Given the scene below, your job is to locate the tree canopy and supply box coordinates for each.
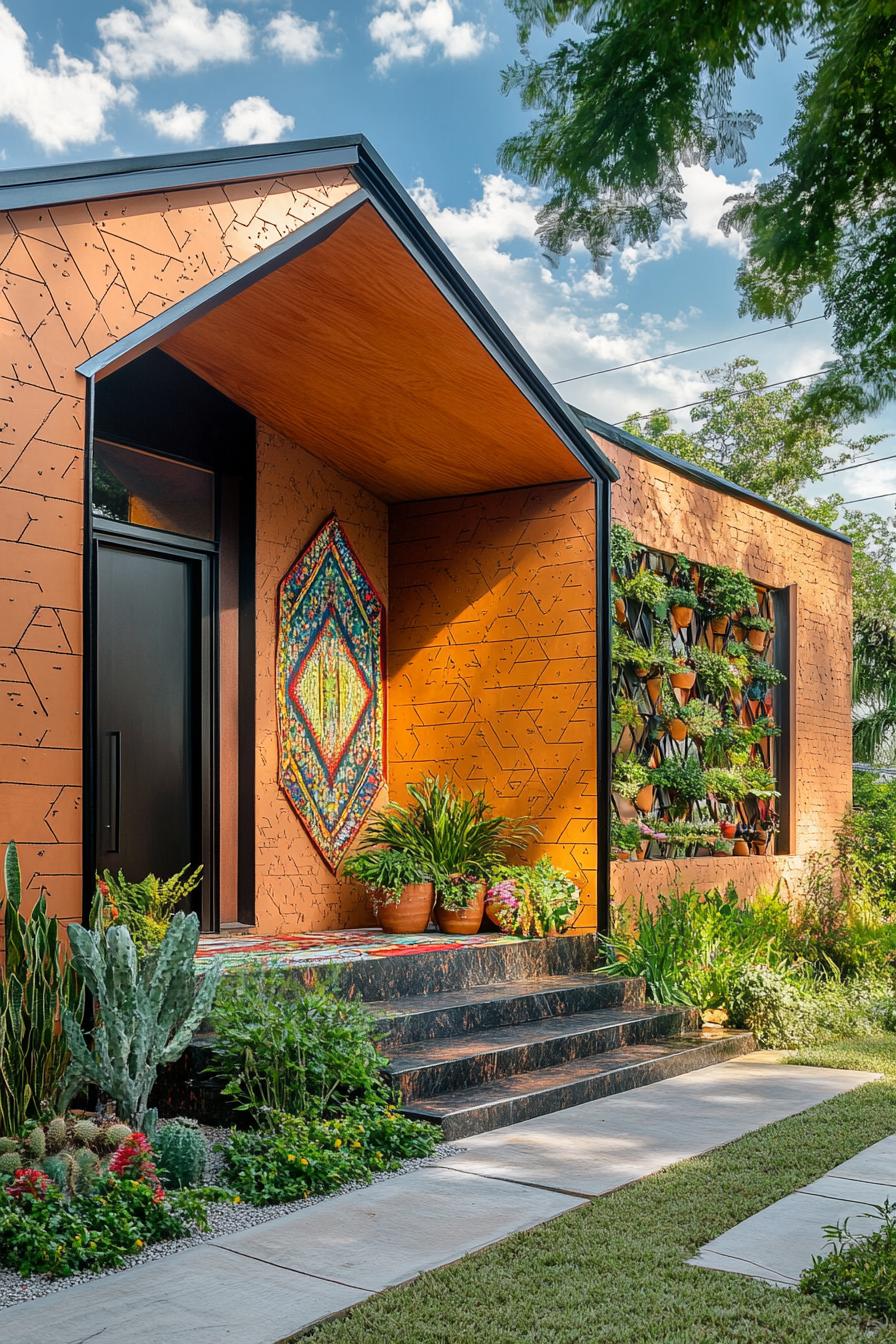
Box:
[501,1,896,418]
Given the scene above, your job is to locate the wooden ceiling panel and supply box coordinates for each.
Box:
[162,202,585,501]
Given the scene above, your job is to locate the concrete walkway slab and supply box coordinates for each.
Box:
[437,1056,878,1197]
[827,1132,896,1185]
[0,1244,370,1344]
[213,1166,583,1290]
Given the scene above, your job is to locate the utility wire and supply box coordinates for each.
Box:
[614,368,833,423]
[820,451,896,477]
[554,315,825,385]
[841,491,896,506]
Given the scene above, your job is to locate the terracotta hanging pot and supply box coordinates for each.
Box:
[378,882,434,934]
[746,628,768,652]
[667,718,687,742]
[670,605,694,628]
[634,665,651,679]
[634,784,654,812]
[669,667,696,691]
[731,624,745,642]
[710,615,729,635]
[614,597,627,623]
[435,880,485,935]
[646,676,663,704]
[732,839,750,857]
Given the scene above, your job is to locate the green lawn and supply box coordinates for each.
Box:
[302,1040,896,1344]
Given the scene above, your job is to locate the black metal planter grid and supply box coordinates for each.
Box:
[612,543,782,861]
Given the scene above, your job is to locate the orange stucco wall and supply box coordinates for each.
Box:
[387,484,599,931]
[0,168,359,923]
[254,423,388,932]
[598,433,853,908]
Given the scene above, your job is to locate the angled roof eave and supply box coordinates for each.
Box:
[574,405,851,545]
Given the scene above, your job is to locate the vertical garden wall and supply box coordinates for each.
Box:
[610,524,786,864]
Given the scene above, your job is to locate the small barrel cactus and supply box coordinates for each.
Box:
[23,1126,46,1160]
[0,1137,20,1156]
[153,1119,207,1189]
[0,1150,22,1176]
[104,1123,133,1150]
[46,1117,68,1153]
[73,1148,101,1192]
[72,1119,100,1148]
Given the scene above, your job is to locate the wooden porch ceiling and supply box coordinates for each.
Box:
[161,201,588,503]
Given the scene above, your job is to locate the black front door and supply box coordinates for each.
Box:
[94,538,212,924]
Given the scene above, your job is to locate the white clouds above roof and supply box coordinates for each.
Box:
[220,94,294,144]
[370,0,494,74]
[97,0,252,79]
[264,11,330,64]
[144,101,207,142]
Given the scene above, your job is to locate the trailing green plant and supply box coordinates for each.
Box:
[699,565,758,618]
[60,911,222,1129]
[486,858,580,937]
[436,873,484,912]
[341,847,428,908]
[619,567,668,609]
[220,1102,436,1206]
[0,841,84,1134]
[610,522,638,572]
[351,776,535,900]
[649,754,706,805]
[660,819,722,853]
[153,1117,207,1189]
[611,755,650,801]
[209,964,388,1118]
[690,645,744,698]
[741,761,779,799]
[739,613,774,634]
[799,1201,896,1321]
[97,865,203,958]
[612,695,643,737]
[677,699,723,741]
[667,586,698,610]
[612,629,655,671]
[610,817,643,856]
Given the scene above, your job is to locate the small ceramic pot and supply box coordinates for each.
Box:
[710,616,729,635]
[378,882,434,934]
[670,605,694,628]
[667,718,687,742]
[634,784,654,812]
[435,880,485,935]
[732,839,750,857]
[720,820,737,840]
[746,628,768,652]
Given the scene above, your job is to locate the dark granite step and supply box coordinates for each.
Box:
[387,1003,699,1102]
[403,1028,756,1139]
[371,974,646,1049]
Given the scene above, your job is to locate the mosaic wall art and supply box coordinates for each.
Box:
[276,515,385,870]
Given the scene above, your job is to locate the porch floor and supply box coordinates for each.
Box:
[195,927,524,972]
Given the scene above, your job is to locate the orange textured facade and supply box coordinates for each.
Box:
[596,432,853,907]
[387,484,599,930]
[0,168,359,920]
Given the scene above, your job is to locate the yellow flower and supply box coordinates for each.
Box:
[299,1157,309,1166]
[287,1154,295,1162]
[351,1141,361,1150]
[375,1152,383,1161]
[134,1239,144,1250]
[232,1196,241,1204]
[334,1138,342,1149]
[356,1124,365,1133]
[89,1241,97,1250]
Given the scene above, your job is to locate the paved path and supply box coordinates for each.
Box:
[1,1056,878,1344]
[690,1132,896,1286]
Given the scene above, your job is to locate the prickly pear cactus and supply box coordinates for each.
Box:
[154,1118,207,1189]
[61,913,222,1128]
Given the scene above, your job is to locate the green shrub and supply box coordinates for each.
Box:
[699,564,757,618]
[611,756,650,801]
[97,865,203,958]
[209,966,389,1118]
[221,1103,436,1206]
[619,568,667,608]
[610,522,638,572]
[800,1202,896,1321]
[154,1118,207,1189]
[791,853,896,978]
[726,964,896,1048]
[840,772,896,916]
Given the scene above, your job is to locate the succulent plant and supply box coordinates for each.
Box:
[104,1122,133,1150]
[24,1125,46,1159]
[0,1150,21,1175]
[73,1119,100,1147]
[46,1116,68,1152]
[0,1136,19,1156]
[73,1148,101,1192]
[154,1118,207,1189]
[42,1152,76,1193]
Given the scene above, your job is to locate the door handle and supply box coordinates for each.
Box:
[104,730,121,854]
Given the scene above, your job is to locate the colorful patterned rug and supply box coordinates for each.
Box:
[195,928,523,972]
[276,516,386,870]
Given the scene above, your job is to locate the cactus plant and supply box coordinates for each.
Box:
[0,1150,21,1175]
[72,1119,99,1147]
[73,1148,101,1192]
[23,1126,46,1160]
[61,912,222,1129]
[103,1122,132,1150]
[42,1152,76,1193]
[46,1116,68,1152]
[153,1118,207,1189]
[0,1136,19,1155]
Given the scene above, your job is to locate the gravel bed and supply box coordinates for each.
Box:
[0,1125,465,1312]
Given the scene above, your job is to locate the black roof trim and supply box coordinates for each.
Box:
[574,406,850,545]
[47,134,614,483]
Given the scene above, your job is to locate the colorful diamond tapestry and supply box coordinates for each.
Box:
[276,516,385,870]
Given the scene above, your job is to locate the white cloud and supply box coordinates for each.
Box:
[264,11,329,63]
[370,0,494,73]
[221,95,294,144]
[620,164,760,277]
[144,101,207,142]
[0,3,132,152]
[98,0,252,78]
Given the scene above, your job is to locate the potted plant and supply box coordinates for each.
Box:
[486,857,580,936]
[668,655,697,691]
[740,612,774,652]
[649,755,706,814]
[662,703,688,742]
[741,762,779,800]
[703,766,748,804]
[610,522,638,577]
[612,756,653,812]
[612,581,627,623]
[611,816,643,860]
[342,847,434,934]
[667,586,698,629]
[719,817,738,840]
[612,695,643,753]
[690,644,745,699]
[619,566,668,613]
[678,699,723,742]
[699,564,758,633]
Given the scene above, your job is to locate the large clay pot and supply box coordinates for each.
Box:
[667,718,687,742]
[669,667,696,691]
[435,881,486,934]
[670,605,694,629]
[378,882,434,934]
[634,784,654,812]
[732,839,750,857]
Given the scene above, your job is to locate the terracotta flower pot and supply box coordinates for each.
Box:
[378,882,434,934]
[710,616,729,635]
[732,839,750,857]
[614,597,627,623]
[731,624,745,642]
[670,604,694,629]
[669,668,696,691]
[720,821,737,840]
[646,676,663,704]
[634,784,654,812]
[746,628,768,652]
[435,881,485,934]
[667,718,687,742]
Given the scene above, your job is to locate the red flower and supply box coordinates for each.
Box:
[109,1132,164,1200]
[6,1168,51,1200]
[98,878,110,898]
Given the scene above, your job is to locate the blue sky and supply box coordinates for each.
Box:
[3,0,894,515]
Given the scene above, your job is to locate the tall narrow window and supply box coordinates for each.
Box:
[93,439,215,541]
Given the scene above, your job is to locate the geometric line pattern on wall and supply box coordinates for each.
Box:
[276,514,385,871]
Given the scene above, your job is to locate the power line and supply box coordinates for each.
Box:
[614,367,833,423]
[842,491,896,506]
[553,316,825,386]
[820,451,896,478]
